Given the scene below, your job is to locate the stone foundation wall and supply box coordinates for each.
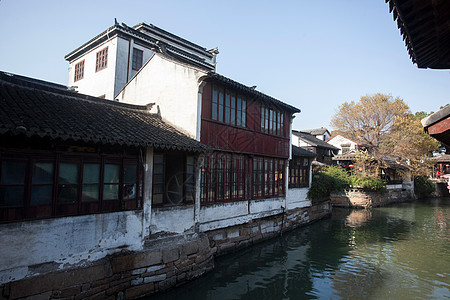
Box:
[0,203,331,300]
[0,234,214,300]
[207,201,331,256]
[331,188,414,208]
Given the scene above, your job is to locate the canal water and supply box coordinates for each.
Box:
[149,198,449,299]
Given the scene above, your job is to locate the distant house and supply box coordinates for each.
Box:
[301,127,331,141]
[327,135,368,168]
[292,130,338,165]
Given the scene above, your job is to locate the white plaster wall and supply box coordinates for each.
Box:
[286,188,311,210]
[327,135,359,154]
[116,54,208,138]
[150,206,195,234]
[0,211,144,285]
[250,198,285,215]
[126,40,154,85]
[291,134,299,146]
[199,198,287,232]
[68,38,119,100]
[298,139,311,147]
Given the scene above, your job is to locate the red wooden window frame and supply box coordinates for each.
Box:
[252,156,285,199]
[74,60,85,82]
[0,152,142,223]
[201,153,246,204]
[261,105,284,137]
[289,157,310,188]
[95,47,108,72]
[211,85,247,128]
[132,48,143,71]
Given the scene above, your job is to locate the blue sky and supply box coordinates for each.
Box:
[0,0,448,131]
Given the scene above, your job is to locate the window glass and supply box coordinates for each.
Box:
[237,97,242,126]
[212,87,218,120]
[32,162,53,184]
[59,163,78,184]
[31,186,53,205]
[1,161,26,184]
[31,162,54,205]
[231,95,236,125]
[104,164,120,183]
[82,163,100,202]
[225,92,231,124]
[123,164,137,200]
[104,164,120,201]
[0,161,26,207]
[152,154,164,205]
[0,186,24,206]
[83,163,100,184]
[58,163,78,203]
[242,99,246,127]
[218,90,224,122]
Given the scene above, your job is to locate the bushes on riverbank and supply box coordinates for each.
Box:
[414,175,435,198]
[308,166,386,203]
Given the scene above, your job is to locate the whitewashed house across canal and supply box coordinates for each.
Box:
[0,22,330,299]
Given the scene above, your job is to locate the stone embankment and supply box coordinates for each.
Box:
[330,186,414,208]
[0,202,331,300]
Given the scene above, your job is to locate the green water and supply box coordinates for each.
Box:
[149,198,450,299]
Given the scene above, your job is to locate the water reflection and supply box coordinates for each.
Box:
[148,198,450,299]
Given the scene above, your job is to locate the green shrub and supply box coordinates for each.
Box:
[414,175,435,198]
[350,176,386,191]
[308,165,386,202]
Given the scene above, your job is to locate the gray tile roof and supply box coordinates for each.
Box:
[0,72,208,152]
[293,131,339,150]
[207,73,300,114]
[292,145,316,158]
[301,127,329,136]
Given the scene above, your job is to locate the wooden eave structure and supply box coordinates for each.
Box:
[386,0,450,69]
[422,105,450,147]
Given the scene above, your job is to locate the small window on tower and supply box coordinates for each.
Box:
[95,47,108,72]
[74,60,84,82]
[132,48,143,70]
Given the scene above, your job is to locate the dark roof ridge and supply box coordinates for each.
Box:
[0,71,154,113]
[207,72,300,113]
[134,22,213,57]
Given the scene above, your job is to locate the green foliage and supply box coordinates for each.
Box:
[414,175,435,198]
[350,176,385,191]
[308,166,386,203]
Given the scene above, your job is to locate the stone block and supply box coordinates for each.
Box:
[106,282,130,296]
[74,283,109,300]
[146,264,166,273]
[131,267,147,275]
[52,285,81,298]
[162,248,179,263]
[10,263,111,299]
[227,229,240,239]
[197,235,211,253]
[182,240,199,256]
[144,274,166,284]
[112,250,162,273]
[176,273,187,285]
[174,258,194,270]
[125,283,155,299]
[91,274,120,288]
[218,242,235,254]
[131,278,144,286]
[158,276,176,292]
